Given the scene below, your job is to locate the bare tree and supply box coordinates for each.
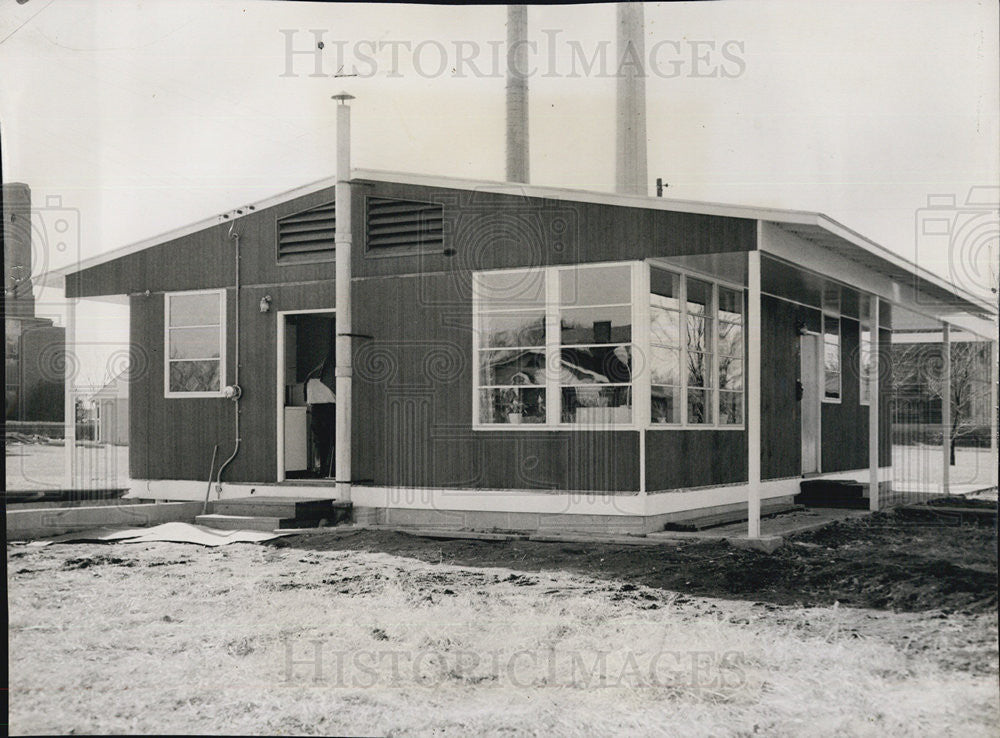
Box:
[892,340,992,465]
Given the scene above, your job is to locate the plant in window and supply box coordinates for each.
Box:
[502,387,526,423]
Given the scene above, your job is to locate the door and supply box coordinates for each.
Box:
[277,309,336,486]
[800,333,821,474]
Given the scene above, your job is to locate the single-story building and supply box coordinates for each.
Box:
[50,156,997,533]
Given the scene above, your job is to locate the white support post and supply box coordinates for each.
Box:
[334,93,354,503]
[868,297,880,511]
[941,322,951,495]
[747,250,762,538]
[64,298,77,487]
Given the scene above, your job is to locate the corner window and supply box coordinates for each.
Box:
[164,290,226,397]
[649,268,744,428]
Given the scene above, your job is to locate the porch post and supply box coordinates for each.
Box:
[869,297,879,511]
[334,93,354,502]
[747,249,762,538]
[940,322,950,495]
[64,297,77,487]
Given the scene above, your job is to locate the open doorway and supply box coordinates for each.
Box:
[277,310,335,482]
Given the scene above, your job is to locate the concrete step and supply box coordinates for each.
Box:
[214,497,350,520]
[796,480,868,509]
[196,513,290,532]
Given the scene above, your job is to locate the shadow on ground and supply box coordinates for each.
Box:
[270,510,998,614]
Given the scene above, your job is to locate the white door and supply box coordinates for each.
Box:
[800,333,821,474]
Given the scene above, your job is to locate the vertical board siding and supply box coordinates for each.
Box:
[77,178,752,492]
[352,273,640,491]
[821,316,869,472]
[760,295,802,480]
[645,430,748,491]
[130,291,232,481]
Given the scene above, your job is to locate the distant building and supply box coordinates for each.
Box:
[3,182,65,422]
[88,371,129,445]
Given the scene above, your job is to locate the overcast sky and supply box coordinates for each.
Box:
[2,0,997,386]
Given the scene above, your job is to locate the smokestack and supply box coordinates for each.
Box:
[615,3,648,195]
[333,91,354,503]
[506,5,529,183]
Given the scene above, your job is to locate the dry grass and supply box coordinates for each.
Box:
[8,541,999,736]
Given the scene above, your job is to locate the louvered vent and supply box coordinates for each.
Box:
[277,200,336,260]
[367,197,444,251]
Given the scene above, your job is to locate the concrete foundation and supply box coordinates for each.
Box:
[6,501,206,541]
[354,496,797,535]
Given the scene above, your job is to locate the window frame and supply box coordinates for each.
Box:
[473,262,640,430]
[471,261,746,431]
[821,311,842,404]
[164,288,227,399]
[647,264,746,431]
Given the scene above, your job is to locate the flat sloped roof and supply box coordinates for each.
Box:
[44,168,995,318]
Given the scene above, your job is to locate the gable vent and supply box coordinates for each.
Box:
[367,197,444,251]
[277,200,336,260]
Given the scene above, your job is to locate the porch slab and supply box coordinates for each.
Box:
[728,535,784,553]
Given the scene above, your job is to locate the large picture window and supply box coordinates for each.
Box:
[474,264,633,426]
[473,262,743,430]
[164,289,226,397]
[649,267,744,428]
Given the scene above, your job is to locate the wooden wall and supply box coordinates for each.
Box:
[77,178,755,491]
[645,431,747,491]
[820,316,869,472]
[760,295,802,480]
[352,272,640,491]
[760,294,891,479]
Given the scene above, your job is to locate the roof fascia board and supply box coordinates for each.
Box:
[759,221,993,327]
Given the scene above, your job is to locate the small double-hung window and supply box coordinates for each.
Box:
[164,289,226,397]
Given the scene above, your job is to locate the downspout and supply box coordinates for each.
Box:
[215,220,243,494]
[333,92,354,502]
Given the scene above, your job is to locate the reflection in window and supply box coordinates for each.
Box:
[475,271,547,424]
[474,264,634,426]
[559,264,633,424]
[823,314,841,401]
[650,269,682,425]
[165,290,225,396]
[649,268,744,427]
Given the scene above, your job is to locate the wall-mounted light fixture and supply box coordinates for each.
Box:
[259,295,272,313]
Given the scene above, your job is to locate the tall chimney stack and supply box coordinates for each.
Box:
[506,5,529,183]
[615,3,648,195]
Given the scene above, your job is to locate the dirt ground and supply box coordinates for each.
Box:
[275,509,998,617]
[8,508,998,736]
